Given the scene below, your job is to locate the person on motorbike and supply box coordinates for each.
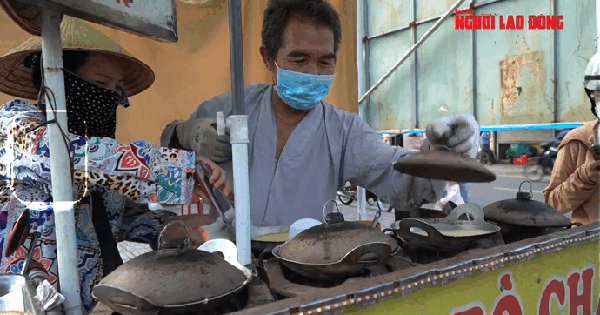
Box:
[543,53,600,225]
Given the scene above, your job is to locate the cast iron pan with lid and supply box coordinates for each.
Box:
[483,181,577,243]
[386,204,503,252]
[93,221,253,315]
[271,200,399,281]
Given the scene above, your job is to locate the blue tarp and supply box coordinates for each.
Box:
[378,123,585,136]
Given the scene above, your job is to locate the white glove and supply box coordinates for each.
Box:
[425,114,480,159]
[176,117,232,163]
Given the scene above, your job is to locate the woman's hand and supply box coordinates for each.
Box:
[196,156,233,198]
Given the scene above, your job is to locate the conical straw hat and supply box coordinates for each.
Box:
[0,16,155,100]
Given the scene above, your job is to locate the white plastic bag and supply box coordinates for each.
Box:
[35,280,64,311]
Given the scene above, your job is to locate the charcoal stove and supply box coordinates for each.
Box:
[262,254,417,299]
[400,231,505,265]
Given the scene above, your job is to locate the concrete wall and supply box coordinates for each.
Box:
[363,0,595,132]
[498,130,555,144]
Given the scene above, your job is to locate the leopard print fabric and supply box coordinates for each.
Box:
[72,171,144,202]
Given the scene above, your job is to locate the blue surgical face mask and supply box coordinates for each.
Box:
[273,62,336,111]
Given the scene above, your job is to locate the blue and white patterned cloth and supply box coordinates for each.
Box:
[0,99,196,313]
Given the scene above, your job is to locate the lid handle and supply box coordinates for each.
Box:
[323,199,344,225]
[446,203,484,222]
[431,144,451,152]
[370,210,382,228]
[158,220,191,252]
[517,181,533,200]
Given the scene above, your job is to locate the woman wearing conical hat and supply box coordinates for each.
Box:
[0,17,232,313]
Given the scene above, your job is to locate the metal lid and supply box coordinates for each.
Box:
[483,181,572,228]
[94,221,250,307]
[393,148,497,183]
[276,200,398,265]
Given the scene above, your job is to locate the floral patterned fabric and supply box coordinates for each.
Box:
[0,99,196,313]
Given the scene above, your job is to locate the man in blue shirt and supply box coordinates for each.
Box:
[479,131,496,164]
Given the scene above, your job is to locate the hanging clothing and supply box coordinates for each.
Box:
[0,99,196,313]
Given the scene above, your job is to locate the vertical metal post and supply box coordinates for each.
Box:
[597,0,600,52]
[552,0,558,123]
[470,1,477,119]
[356,0,367,220]
[410,0,419,128]
[40,9,83,315]
[228,0,245,116]
[364,1,372,123]
[494,131,500,160]
[227,0,251,266]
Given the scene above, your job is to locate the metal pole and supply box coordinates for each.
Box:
[358,0,468,105]
[227,0,251,266]
[470,1,477,120]
[40,9,83,315]
[597,0,600,52]
[552,0,558,123]
[596,0,600,223]
[364,0,372,124]
[410,0,418,128]
[356,0,367,220]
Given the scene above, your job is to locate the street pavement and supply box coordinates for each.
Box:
[117,162,562,262]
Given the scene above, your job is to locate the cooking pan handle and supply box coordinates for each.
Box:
[431,144,451,152]
[256,246,275,288]
[397,218,448,245]
[569,222,584,228]
[371,210,382,229]
[341,243,393,265]
[94,285,158,315]
[382,228,395,236]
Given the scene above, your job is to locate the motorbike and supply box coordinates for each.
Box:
[337,181,393,212]
[523,142,557,182]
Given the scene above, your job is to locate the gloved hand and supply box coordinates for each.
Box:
[425,114,480,159]
[176,117,232,163]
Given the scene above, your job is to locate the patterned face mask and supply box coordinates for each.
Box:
[64,71,128,138]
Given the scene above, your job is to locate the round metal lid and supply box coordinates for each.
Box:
[483,181,572,228]
[393,150,497,183]
[95,222,249,306]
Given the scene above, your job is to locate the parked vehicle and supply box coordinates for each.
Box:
[505,144,538,163]
[337,182,393,212]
